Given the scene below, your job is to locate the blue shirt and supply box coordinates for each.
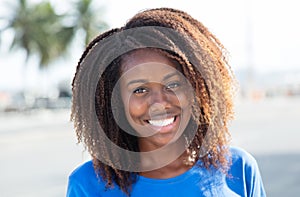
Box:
[67,147,266,196]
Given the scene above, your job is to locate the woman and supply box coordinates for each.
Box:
[68,8,266,196]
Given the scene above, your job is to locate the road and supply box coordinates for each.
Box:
[0,97,299,196]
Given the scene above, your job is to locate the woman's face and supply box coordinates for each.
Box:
[119,49,192,149]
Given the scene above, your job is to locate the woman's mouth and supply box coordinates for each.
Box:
[146,116,177,127]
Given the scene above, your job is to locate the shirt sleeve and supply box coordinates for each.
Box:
[66,176,87,197]
[227,147,267,197]
[66,160,103,197]
[244,154,266,197]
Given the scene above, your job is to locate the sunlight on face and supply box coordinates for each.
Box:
[119,49,192,150]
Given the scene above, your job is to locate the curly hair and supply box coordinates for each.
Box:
[71,7,237,196]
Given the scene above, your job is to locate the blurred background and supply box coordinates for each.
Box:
[0,0,299,196]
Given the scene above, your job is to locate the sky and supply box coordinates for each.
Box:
[0,0,300,92]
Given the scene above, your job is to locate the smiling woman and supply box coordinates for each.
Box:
[68,8,266,197]
[119,49,192,148]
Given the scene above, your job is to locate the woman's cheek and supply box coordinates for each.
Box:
[128,97,148,117]
[173,90,191,109]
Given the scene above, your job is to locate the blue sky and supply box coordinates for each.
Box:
[1,0,300,91]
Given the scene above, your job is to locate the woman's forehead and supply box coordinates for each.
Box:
[120,49,180,73]
[121,63,182,85]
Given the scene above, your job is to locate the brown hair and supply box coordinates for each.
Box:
[71,8,236,195]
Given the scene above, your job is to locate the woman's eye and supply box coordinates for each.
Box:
[133,87,147,94]
[166,82,180,90]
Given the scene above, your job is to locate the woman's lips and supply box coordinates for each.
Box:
[145,115,179,134]
[147,116,176,127]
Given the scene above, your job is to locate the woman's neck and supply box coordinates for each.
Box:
[138,137,193,179]
[139,151,192,179]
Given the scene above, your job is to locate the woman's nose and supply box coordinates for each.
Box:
[148,87,170,113]
[150,87,168,104]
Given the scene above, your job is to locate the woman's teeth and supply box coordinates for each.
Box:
[148,117,175,127]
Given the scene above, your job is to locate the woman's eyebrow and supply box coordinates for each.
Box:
[127,79,148,87]
[163,72,180,81]
[126,72,180,87]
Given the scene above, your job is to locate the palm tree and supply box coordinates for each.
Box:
[1,0,74,69]
[1,0,109,68]
[0,0,77,101]
[0,0,108,97]
[72,0,108,46]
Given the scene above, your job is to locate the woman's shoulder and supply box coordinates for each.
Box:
[67,160,127,197]
[68,160,104,192]
[69,160,96,180]
[229,146,258,166]
[67,160,109,196]
[226,147,266,196]
[228,146,263,180]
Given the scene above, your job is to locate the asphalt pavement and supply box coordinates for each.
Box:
[0,97,299,197]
